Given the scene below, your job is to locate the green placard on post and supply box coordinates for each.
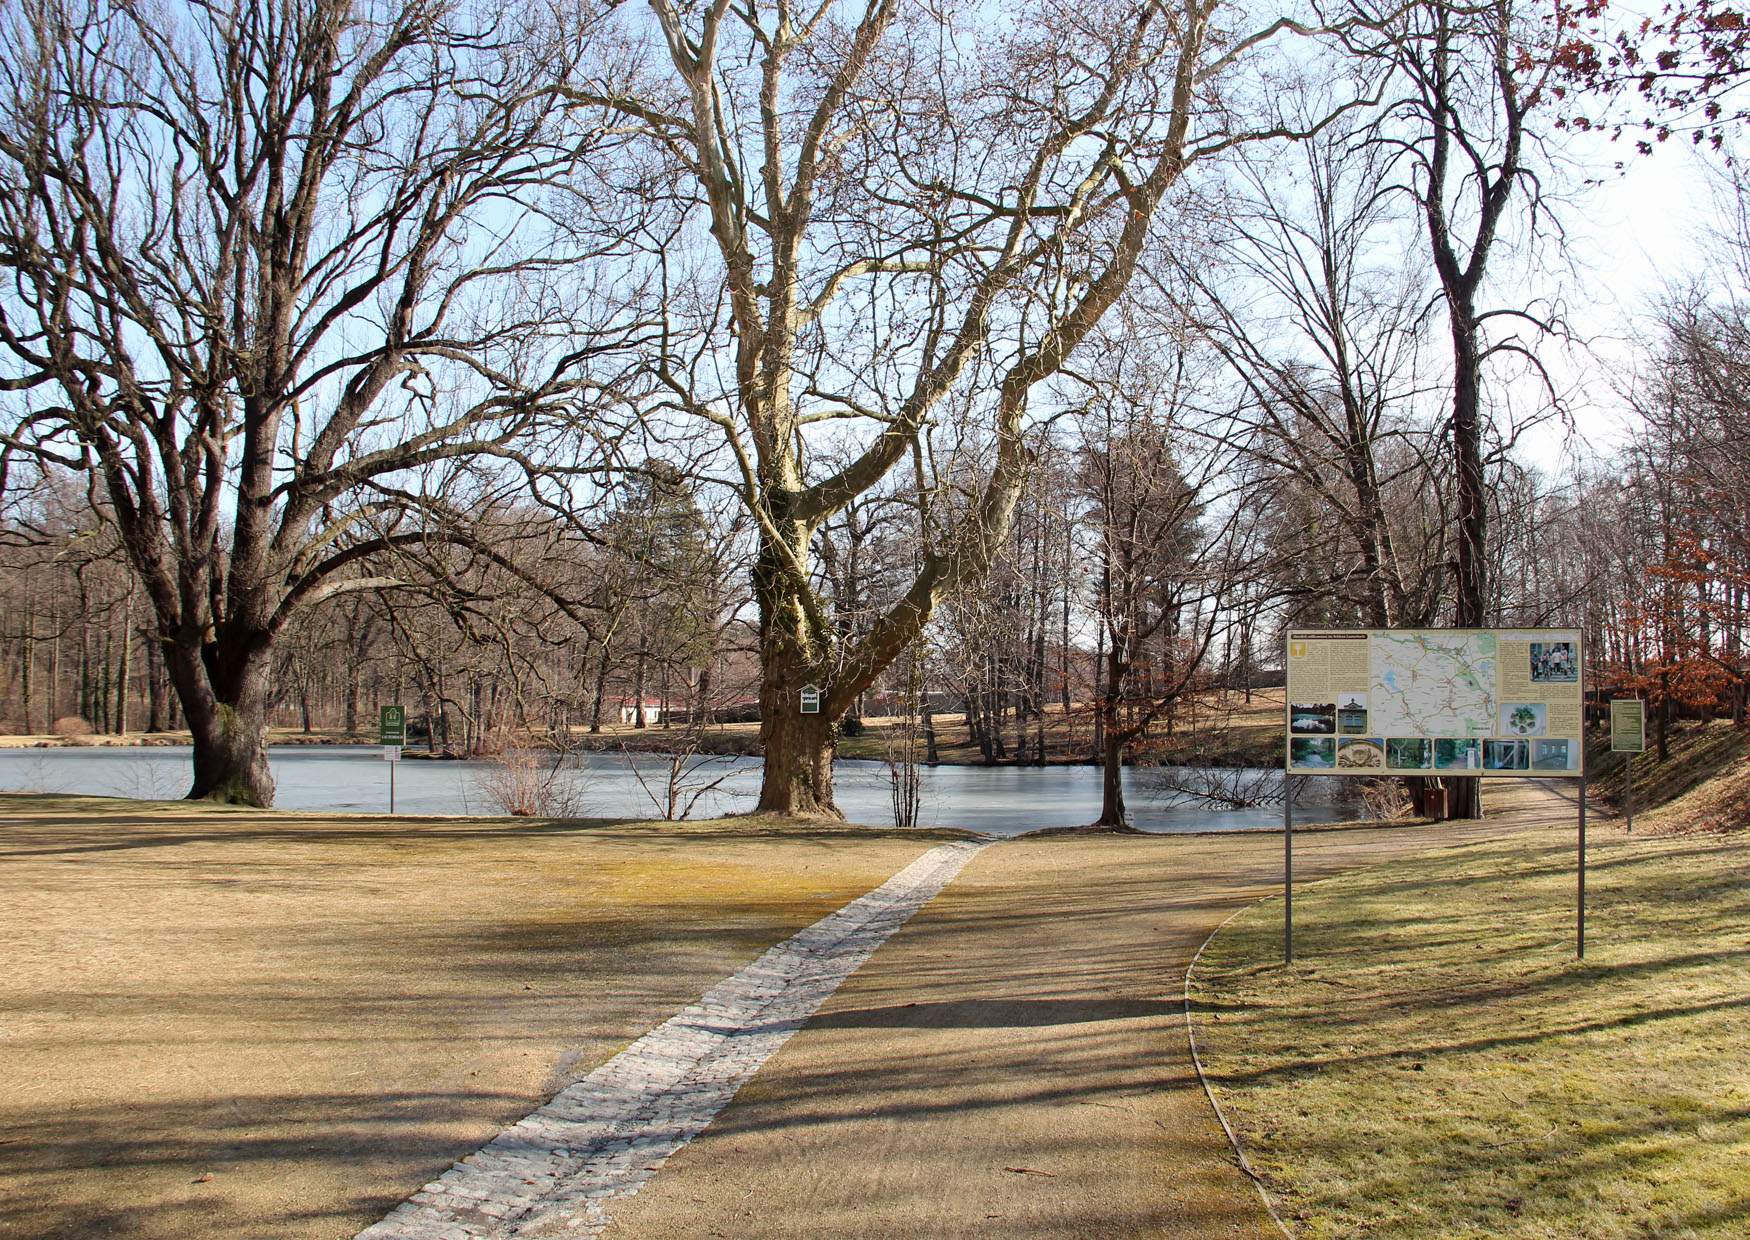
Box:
[1610,698,1645,753]
[379,704,406,745]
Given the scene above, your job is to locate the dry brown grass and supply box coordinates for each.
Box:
[0,794,960,1240]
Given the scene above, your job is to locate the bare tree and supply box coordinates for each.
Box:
[0,0,641,802]
[1187,117,1448,628]
[575,0,1364,814]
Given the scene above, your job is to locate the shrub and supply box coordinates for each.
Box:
[51,715,93,738]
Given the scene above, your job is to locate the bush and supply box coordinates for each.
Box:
[471,747,583,818]
[839,715,866,737]
[51,715,93,738]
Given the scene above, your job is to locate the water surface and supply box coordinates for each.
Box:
[0,745,1360,836]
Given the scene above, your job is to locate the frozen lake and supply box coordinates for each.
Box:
[0,745,1362,836]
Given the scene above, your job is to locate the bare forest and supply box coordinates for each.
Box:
[1,0,1746,824]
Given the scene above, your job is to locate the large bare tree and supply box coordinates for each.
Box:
[578,0,1357,814]
[0,0,639,803]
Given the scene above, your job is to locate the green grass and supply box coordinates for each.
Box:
[1190,821,1750,1238]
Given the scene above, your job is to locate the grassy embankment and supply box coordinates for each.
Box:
[0,687,1293,768]
[1188,760,1750,1239]
[0,793,965,1240]
[1587,717,1750,827]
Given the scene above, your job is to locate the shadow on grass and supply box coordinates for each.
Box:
[0,1086,535,1240]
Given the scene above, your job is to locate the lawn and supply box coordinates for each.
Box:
[1189,808,1750,1238]
[0,794,960,1240]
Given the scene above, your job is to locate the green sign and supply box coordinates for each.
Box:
[799,685,821,715]
[379,704,406,746]
[1610,699,1645,753]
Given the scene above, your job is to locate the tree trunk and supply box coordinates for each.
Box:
[1094,637,1128,826]
[633,649,647,729]
[170,639,274,806]
[1445,301,1485,822]
[755,653,837,814]
[590,643,611,733]
[751,519,842,815]
[1096,722,1126,826]
[20,588,34,734]
[345,659,361,736]
[145,635,167,733]
[115,589,132,735]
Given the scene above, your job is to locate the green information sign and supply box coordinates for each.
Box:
[1610,698,1645,754]
[799,685,821,715]
[379,704,406,746]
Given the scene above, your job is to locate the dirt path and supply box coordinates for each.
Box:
[595,782,1576,1240]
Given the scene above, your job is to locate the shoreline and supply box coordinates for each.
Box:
[0,727,1281,770]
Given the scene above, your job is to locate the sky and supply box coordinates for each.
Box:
[1538,131,1725,461]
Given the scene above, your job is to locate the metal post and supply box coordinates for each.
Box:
[1625,754,1633,835]
[1577,774,1587,960]
[390,759,396,815]
[1283,778,1294,966]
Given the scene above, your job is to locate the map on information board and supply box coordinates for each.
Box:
[1284,628,1584,778]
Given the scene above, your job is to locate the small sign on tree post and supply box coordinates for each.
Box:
[799,685,821,715]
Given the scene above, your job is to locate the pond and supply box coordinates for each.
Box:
[0,745,1363,836]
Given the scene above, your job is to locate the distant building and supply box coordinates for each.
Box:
[617,700,667,725]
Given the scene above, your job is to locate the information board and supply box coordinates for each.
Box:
[379,704,406,746]
[1610,699,1646,753]
[1284,628,1584,778]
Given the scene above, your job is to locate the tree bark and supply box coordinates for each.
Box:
[1095,639,1129,826]
[170,638,274,806]
[1097,714,1127,826]
[755,645,837,813]
[115,589,132,735]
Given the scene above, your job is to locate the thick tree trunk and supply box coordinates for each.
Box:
[755,641,837,814]
[169,639,274,806]
[753,530,839,815]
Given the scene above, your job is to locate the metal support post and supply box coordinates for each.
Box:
[1625,755,1633,835]
[1577,775,1587,960]
[1283,780,1294,965]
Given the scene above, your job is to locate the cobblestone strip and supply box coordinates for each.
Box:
[357,839,988,1240]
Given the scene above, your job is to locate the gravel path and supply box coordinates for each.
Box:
[355,838,989,1240]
